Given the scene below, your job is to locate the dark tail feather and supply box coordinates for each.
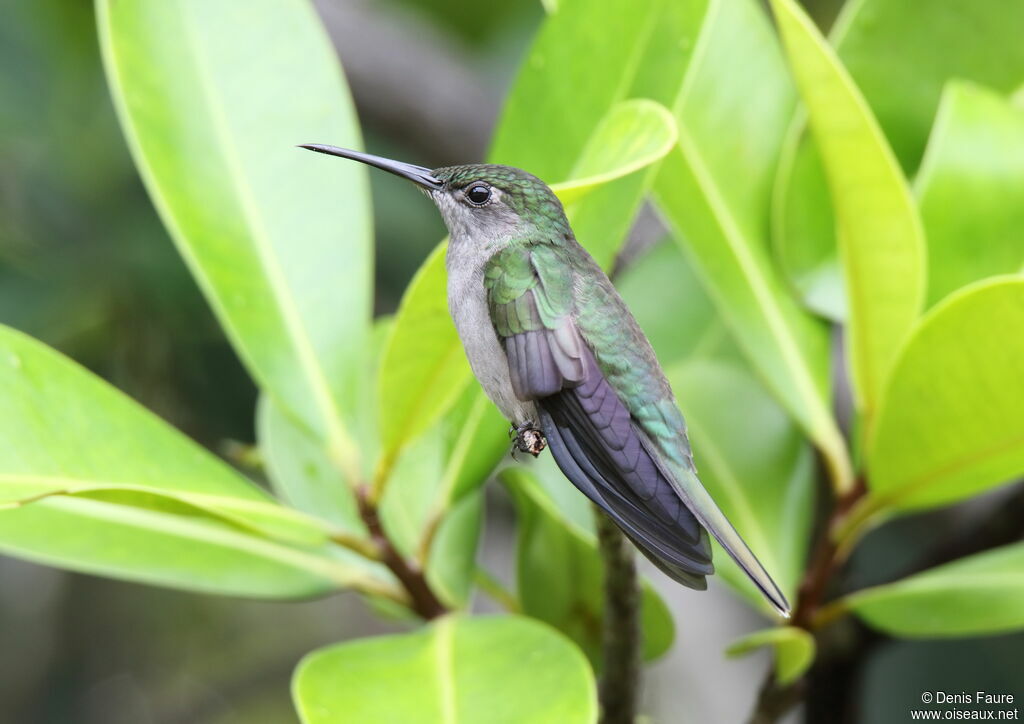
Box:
[538,396,714,590]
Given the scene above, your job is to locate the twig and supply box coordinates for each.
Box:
[748,477,868,723]
[595,506,642,724]
[749,669,806,724]
[356,486,449,620]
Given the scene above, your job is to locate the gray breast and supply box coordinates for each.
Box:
[446,244,536,425]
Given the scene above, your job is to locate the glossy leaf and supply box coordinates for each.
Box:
[666,361,815,612]
[0,495,381,599]
[774,0,1024,318]
[492,0,706,270]
[727,626,815,685]
[843,543,1024,637]
[0,324,390,598]
[293,615,597,724]
[615,240,737,367]
[503,467,675,666]
[99,0,370,478]
[0,324,321,544]
[426,491,483,609]
[379,389,503,608]
[869,278,1024,511]
[256,394,363,534]
[550,99,677,206]
[915,82,1024,307]
[650,0,851,490]
[376,242,470,481]
[770,0,925,424]
[437,390,508,506]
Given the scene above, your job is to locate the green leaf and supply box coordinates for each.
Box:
[0,496,376,599]
[0,324,390,598]
[650,0,851,490]
[727,626,815,685]
[665,361,815,612]
[0,324,317,543]
[437,390,509,506]
[842,543,1024,637]
[379,387,504,607]
[492,0,706,270]
[615,240,735,367]
[98,0,370,478]
[293,615,597,724]
[376,243,472,481]
[915,82,1024,307]
[550,99,677,206]
[503,467,675,667]
[868,278,1024,512]
[256,394,363,534]
[770,0,925,426]
[426,491,484,609]
[773,0,1024,319]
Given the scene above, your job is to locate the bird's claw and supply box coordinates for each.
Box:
[510,420,546,458]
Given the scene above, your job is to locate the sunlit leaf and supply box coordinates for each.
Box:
[869,278,1024,511]
[426,491,484,609]
[0,495,383,599]
[915,81,1024,307]
[293,615,597,724]
[843,543,1024,637]
[99,0,370,479]
[770,0,925,426]
[257,395,364,535]
[503,467,675,667]
[551,99,677,206]
[376,242,470,483]
[379,388,504,608]
[727,626,815,685]
[493,0,706,270]
[650,0,851,491]
[773,0,1024,318]
[0,324,390,597]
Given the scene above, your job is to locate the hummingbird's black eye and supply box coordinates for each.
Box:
[466,184,491,205]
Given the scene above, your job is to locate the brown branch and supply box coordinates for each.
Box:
[749,670,807,724]
[356,486,449,620]
[748,476,868,723]
[595,507,642,724]
[793,476,867,630]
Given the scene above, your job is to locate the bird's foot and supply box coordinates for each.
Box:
[510,420,546,458]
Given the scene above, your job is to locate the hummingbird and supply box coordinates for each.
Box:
[301,144,790,617]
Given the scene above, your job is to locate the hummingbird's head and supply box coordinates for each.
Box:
[299,145,570,247]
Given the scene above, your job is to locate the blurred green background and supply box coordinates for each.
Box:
[0,1,1019,722]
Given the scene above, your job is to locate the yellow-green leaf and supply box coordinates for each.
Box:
[915,81,1024,307]
[869,278,1024,511]
[99,0,370,479]
[551,99,677,206]
[293,615,597,723]
[727,626,815,685]
[843,543,1024,637]
[770,0,925,425]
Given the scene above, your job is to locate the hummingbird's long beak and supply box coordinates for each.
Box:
[299,144,443,190]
